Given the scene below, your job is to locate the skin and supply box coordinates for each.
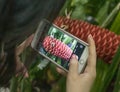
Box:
[15,34,34,77]
[57,34,96,92]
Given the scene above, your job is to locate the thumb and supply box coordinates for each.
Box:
[69,54,79,75]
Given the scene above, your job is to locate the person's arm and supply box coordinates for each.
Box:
[66,34,96,92]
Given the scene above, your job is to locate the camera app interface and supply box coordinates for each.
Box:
[36,24,85,70]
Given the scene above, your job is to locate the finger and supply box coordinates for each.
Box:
[85,34,96,71]
[15,51,29,78]
[15,59,29,78]
[23,68,29,78]
[69,54,79,75]
[16,34,34,55]
[56,67,67,76]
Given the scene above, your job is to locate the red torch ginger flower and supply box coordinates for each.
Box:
[54,16,120,63]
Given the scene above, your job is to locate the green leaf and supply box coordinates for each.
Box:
[101,3,120,28]
[113,66,120,92]
[71,5,86,19]
[110,11,120,34]
[20,79,32,92]
[10,77,18,92]
[59,0,73,16]
[91,46,120,92]
[71,0,89,6]
[101,46,120,92]
[91,59,109,92]
[96,1,110,25]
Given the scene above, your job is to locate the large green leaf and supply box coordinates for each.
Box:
[71,5,86,19]
[96,1,110,25]
[91,59,109,92]
[10,77,18,92]
[113,65,120,92]
[101,46,120,92]
[110,11,120,34]
[101,3,120,28]
[91,46,120,92]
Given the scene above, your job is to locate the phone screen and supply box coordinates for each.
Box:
[34,22,86,71]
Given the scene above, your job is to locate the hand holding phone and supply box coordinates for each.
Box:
[66,34,96,92]
[31,19,89,73]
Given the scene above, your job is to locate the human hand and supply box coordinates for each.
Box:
[15,34,34,78]
[66,34,96,92]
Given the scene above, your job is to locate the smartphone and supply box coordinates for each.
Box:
[31,19,89,73]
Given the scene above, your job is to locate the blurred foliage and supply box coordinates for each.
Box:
[113,65,120,92]
[10,0,120,92]
[110,11,120,34]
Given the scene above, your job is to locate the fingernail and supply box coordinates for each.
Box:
[72,54,78,60]
[88,34,92,39]
[76,55,78,60]
[23,72,29,78]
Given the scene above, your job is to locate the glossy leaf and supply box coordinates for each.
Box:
[100,46,120,92]
[113,66,120,92]
[96,1,110,25]
[110,11,120,34]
